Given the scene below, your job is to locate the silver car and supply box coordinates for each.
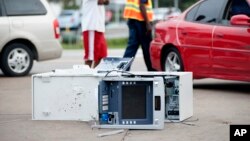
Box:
[0,0,62,76]
[58,9,81,30]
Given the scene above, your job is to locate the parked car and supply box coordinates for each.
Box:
[105,8,113,25]
[150,0,250,82]
[0,0,62,76]
[58,9,81,30]
[153,7,181,23]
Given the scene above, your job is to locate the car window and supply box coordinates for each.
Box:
[220,0,250,25]
[230,0,250,17]
[0,5,2,16]
[0,1,2,16]
[185,4,200,21]
[193,0,225,24]
[4,0,47,16]
[60,11,74,16]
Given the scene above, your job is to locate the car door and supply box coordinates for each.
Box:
[0,0,10,48]
[178,0,225,75]
[212,0,250,80]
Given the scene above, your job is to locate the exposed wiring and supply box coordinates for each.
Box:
[97,129,125,137]
[104,70,135,78]
[121,129,129,141]
[184,118,199,122]
[165,117,199,126]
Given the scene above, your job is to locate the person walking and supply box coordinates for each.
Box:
[123,0,154,71]
[81,0,109,68]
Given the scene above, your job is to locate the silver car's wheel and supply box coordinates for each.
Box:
[8,48,30,74]
[0,43,33,76]
[163,48,183,72]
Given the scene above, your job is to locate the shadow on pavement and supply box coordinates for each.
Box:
[194,82,250,94]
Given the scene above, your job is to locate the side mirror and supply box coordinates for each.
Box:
[230,14,250,26]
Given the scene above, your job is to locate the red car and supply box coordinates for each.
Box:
[150,0,250,82]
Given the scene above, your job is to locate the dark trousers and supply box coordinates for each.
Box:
[123,19,154,71]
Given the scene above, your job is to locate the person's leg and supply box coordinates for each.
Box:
[93,60,101,68]
[123,19,140,71]
[137,21,154,71]
[123,19,140,58]
[93,31,107,68]
[85,60,93,68]
[83,30,95,68]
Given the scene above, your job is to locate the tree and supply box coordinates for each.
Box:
[56,0,79,9]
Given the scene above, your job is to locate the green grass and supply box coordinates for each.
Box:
[61,38,128,49]
[107,38,128,49]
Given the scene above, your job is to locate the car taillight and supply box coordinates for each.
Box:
[53,19,60,39]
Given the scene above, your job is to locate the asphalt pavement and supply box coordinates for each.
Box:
[0,49,250,141]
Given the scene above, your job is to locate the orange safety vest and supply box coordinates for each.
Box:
[123,0,153,21]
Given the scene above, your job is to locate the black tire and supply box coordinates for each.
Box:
[0,43,33,76]
[162,47,184,72]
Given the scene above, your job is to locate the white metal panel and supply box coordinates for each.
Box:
[32,71,101,121]
[179,72,193,121]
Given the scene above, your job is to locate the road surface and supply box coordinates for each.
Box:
[0,49,249,141]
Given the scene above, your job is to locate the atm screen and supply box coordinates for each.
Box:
[122,85,147,119]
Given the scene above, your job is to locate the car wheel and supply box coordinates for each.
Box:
[163,47,184,72]
[0,43,33,76]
